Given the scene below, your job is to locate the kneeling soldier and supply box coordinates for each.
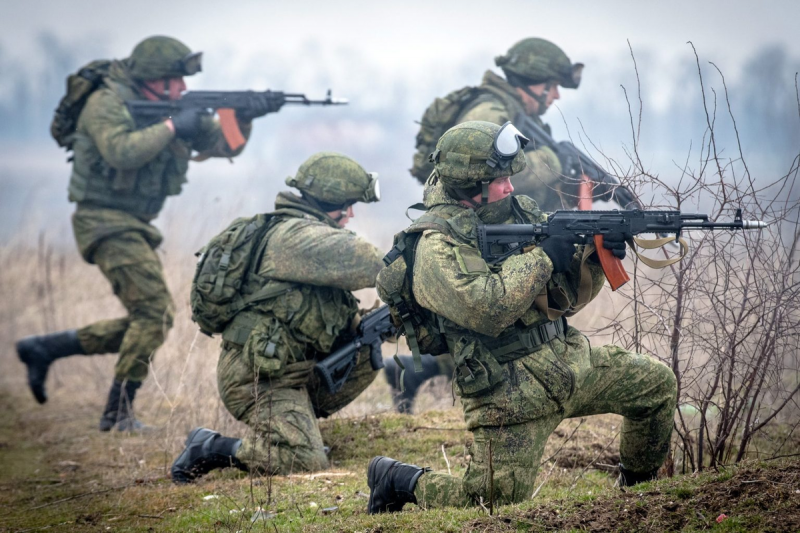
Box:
[369,121,676,512]
[172,152,384,483]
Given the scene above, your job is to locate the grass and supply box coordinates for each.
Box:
[1,234,799,532]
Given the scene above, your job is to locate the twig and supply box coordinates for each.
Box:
[488,439,494,516]
[569,429,620,490]
[441,444,451,476]
[412,426,464,432]
[540,418,585,465]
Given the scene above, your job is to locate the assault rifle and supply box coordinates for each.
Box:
[514,113,639,209]
[314,305,393,394]
[126,89,347,151]
[478,208,767,290]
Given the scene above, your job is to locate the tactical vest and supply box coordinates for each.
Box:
[67,79,190,219]
[380,196,593,396]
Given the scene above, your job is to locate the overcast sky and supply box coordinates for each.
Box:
[2,0,797,78]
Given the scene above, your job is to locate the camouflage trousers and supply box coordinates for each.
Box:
[414,334,677,508]
[74,230,174,382]
[217,335,378,475]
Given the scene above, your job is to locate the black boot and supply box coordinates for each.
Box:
[99,380,152,432]
[16,330,84,404]
[618,463,659,487]
[171,428,245,484]
[383,354,441,414]
[367,456,428,514]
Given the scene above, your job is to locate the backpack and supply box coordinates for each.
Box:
[376,207,453,369]
[190,213,295,336]
[410,86,483,184]
[51,60,112,151]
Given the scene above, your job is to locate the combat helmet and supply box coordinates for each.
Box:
[286,152,380,214]
[128,36,202,80]
[496,38,583,116]
[430,120,527,205]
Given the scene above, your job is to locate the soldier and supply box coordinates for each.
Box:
[393,38,586,412]
[369,121,676,512]
[16,36,270,431]
[171,152,385,483]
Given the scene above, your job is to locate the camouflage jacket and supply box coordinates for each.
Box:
[68,60,251,221]
[458,71,569,211]
[225,192,385,361]
[413,181,607,426]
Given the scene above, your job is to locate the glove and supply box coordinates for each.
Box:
[539,236,577,274]
[601,233,627,260]
[236,94,280,122]
[170,107,203,140]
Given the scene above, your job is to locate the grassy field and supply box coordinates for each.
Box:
[1,237,799,532]
[1,387,799,532]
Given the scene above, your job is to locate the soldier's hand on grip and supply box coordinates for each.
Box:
[236,94,280,122]
[171,107,203,140]
[601,233,627,260]
[539,236,576,273]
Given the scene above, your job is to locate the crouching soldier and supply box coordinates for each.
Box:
[172,152,385,483]
[369,121,677,512]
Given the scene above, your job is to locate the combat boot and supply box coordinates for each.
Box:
[171,428,245,484]
[367,456,428,514]
[99,379,153,432]
[16,329,84,404]
[618,463,659,487]
[383,354,441,414]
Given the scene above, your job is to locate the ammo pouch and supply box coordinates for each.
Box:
[452,318,567,398]
[453,338,504,398]
[223,313,289,379]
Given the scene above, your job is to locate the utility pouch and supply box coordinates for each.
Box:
[243,318,288,379]
[453,338,504,398]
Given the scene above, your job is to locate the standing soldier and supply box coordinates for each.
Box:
[389,38,590,412]
[369,121,676,512]
[171,152,384,482]
[16,36,270,431]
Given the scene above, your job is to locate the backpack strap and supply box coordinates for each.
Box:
[383,209,453,378]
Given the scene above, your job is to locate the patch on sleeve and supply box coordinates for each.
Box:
[454,246,489,275]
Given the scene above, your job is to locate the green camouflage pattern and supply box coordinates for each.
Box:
[400,181,676,508]
[457,71,570,211]
[69,60,250,220]
[495,38,581,89]
[73,208,174,382]
[286,152,377,207]
[216,193,384,473]
[432,121,526,190]
[128,36,193,81]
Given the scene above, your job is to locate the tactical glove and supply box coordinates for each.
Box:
[539,236,576,274]
[236,94,281,122]
[170,107,203,140]
[602,233,627,260]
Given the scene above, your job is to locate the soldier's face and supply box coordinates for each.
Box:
[468,176,514,205]
[517,81,560,115]
[142,77,187,101]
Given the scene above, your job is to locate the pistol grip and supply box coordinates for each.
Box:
[218,108,246,151]
[594,235,629,291]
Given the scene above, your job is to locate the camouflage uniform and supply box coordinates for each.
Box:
[16,36,254,432]
[172,153,385,482]
[220,192,384,474]
[71,55,249,383]
[370,122,676,511]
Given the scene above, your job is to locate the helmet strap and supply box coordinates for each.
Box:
[481,180,490,205]
[521,81,551,116]
[137,80,170,102]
